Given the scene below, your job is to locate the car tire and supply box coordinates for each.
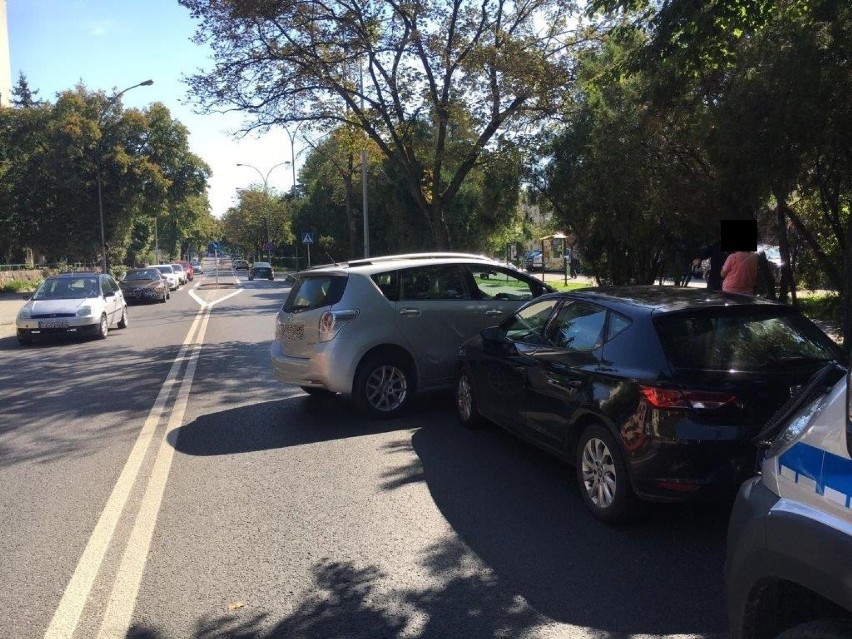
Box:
[775,618,852,639]
[17,333,32,346]
[248,276,254,281]
[456,368,485,429]
[576,424,637,524]
[353,353,411,419]
[118,307,128,329]
[97,313,109,340]
[160,292,167,303]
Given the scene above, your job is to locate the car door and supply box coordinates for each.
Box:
[472,299,561,432]
[102,275,121,324]
[466,264,549,327]
[393,264,483,385]
[523,301,608,452]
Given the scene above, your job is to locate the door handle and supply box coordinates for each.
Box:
[485,310,503,316]
[399,308,421,317]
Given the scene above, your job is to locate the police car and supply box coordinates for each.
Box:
[726,363,852,639]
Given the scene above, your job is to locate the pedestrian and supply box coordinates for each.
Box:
[693,241,726,291]
[720,250,758,295]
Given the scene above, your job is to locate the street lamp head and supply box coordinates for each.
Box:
[140,79,154,87]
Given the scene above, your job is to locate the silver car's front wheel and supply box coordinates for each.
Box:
[456,369,484,429]
[354,355,411,419]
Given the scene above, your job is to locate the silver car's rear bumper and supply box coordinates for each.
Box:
[270,339,353,394]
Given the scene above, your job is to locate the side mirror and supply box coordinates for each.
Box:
[480,326,518,355]
[104,291,114,297]
[22,294,31,301]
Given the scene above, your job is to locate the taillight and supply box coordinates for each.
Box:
[640,386,735,410]
[318,309,359,342]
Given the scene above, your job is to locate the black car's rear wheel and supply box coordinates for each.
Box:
[353,354,411,419]
[576,424,636,524]
[456,368,485,429]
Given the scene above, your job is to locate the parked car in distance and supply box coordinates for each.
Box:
[523,249,543,271]
[179,260,194,281]
[119,268,169,303]
[233,259,250,270]
[171,263,188,285]
[454,286,846,523]
[190,258,203,274]
[16,272,128,345]
[151,264,180,290]
[249,261,274,281]
[270,253,555,418]
[726,363,851,639]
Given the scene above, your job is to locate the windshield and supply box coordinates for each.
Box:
[155,266,174,275]
[124,270,161,281]
[33,277,99,300]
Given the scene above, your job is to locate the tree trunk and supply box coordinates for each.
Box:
[843,205,852,353]
[774,190,797,305]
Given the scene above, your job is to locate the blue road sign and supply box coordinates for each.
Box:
[302,232,314,244]
[208,241,220,252]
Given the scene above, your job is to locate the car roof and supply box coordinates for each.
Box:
[299,252,503,277]
[557,285,786,314]
[253,261,271,266]
[48,272,101,278]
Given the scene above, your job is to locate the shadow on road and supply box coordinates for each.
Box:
[164,392,728,639]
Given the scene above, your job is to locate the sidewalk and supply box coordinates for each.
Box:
[0,293,25,339]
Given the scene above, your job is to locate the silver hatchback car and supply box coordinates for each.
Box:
[270,253,554,418]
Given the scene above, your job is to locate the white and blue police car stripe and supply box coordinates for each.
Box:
[779,442,852,509]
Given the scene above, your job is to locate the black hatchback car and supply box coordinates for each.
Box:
[455,286,846,523]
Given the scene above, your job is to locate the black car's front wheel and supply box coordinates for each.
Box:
[576,424,637,524]
[456,368,485,429]
[353,354,411,419]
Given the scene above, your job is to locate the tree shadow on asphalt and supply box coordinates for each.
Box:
[162,393,728,639]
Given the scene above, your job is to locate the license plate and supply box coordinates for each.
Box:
[283,323,304,341]
[38,320,69,329]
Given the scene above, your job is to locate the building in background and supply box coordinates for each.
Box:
[0,0,10,106]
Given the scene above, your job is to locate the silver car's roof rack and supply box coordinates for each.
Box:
[343,252,493,268]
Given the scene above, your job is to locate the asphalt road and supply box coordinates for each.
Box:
[0,264,732,639]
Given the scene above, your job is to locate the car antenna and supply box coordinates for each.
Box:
[323,249,340,266]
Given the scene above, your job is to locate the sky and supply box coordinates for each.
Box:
[7,0,298,218]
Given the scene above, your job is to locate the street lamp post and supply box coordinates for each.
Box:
[236,162,289,262]
[96,79,153,274]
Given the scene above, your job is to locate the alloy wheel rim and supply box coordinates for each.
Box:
[457,375,472,420]
[581,437,617,509]
[365,365,407,412]
[100,315,108,337]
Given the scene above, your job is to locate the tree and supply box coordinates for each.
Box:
[181,0,590,247]
[221,186,293,260]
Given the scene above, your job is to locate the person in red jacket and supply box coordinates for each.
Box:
[721,251,758,295]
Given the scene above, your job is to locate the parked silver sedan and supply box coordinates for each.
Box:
[16,272,129,345]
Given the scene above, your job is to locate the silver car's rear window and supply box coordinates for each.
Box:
[283,275,347,313]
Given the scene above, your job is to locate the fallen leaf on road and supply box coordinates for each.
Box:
[228,601,244,611]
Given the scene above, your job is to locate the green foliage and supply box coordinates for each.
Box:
[0,83,216,267]
[180,0,584,247]
[1,279,40,294]
[796,293,842,323]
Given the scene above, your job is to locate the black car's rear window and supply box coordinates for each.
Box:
[655,308,840,372]
[282,275,347,313]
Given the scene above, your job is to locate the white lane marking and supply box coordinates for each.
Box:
[96,308,211,638]
[43,310,207,639]
[189,285,243,309]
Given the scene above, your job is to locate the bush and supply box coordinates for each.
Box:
[796,293,842,322]
[1,279,41,294]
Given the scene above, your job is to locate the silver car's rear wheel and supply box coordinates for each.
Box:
[354,354,410,419]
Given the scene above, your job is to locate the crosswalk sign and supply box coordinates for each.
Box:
[302,232,314,244]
